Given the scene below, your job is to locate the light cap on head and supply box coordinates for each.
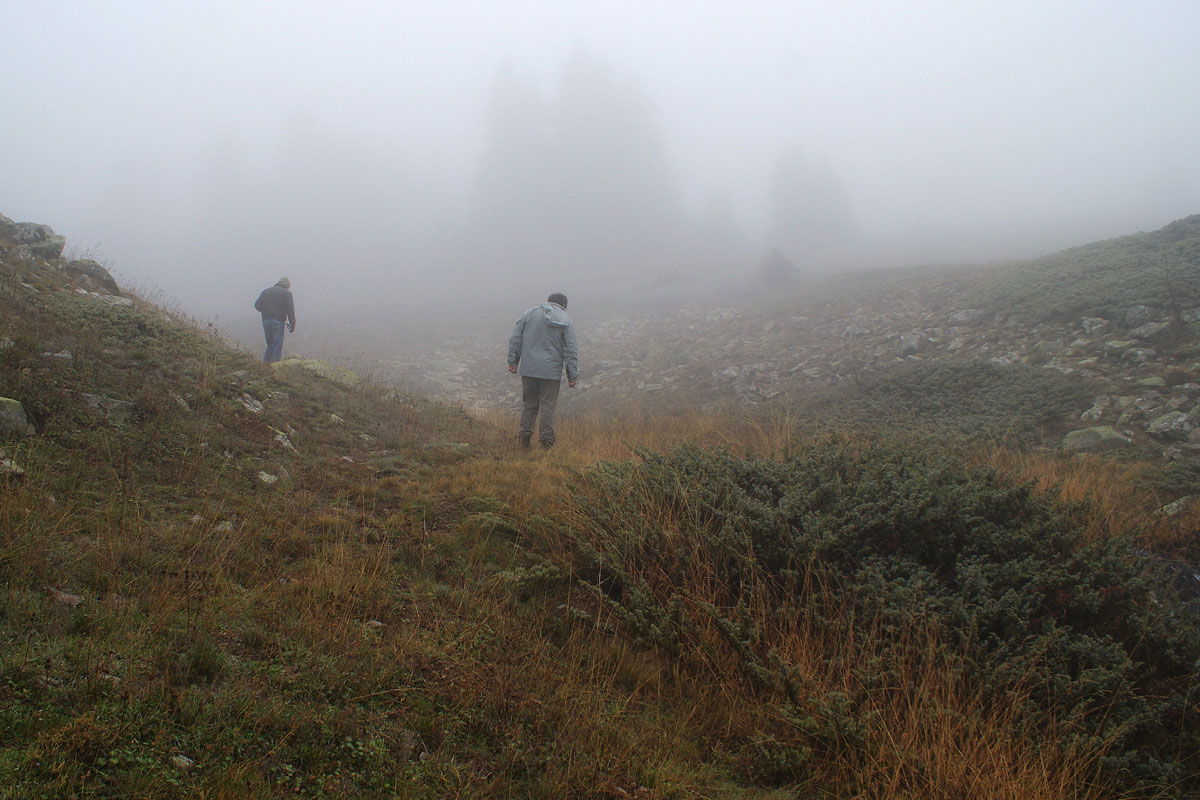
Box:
[277,277,291,289]
[547,292,567,309]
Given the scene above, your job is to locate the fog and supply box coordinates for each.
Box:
[3,1,1199,326]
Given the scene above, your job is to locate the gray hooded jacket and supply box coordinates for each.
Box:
[508,302,579,382]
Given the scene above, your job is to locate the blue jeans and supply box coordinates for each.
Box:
[262,318,285,363]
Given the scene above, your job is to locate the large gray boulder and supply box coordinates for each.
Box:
[0,214,17,240]
[1146,411,1196,441]
[12,221,65,260]
[0,397,36,437]
[1130,321,1170,340]
[62,259,120,294]
[1125,305,1156,327]
[1062,426,1131,452]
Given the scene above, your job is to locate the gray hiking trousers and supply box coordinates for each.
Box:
[519,377,562,446]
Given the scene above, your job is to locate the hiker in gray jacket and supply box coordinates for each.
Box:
[507,293,578,449]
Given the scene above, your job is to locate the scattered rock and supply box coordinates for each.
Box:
[1062,426,1132,452]
[49,587,84,608]
[172,754,196,771]
[239,394,264,414]
[0,396,36,436]
[1131,321,1170,340]
[13,222,66,260]
[1125,305,1156,327]
[1146,411,1196,441]
[1081,317,1109,335]
[61,259,120,294]
[80,393,134,424]
[1157,495,1196,517]
[0,457,26,479]
[256,471,279,485]
[273,431,299,455]
[948,308,985,326]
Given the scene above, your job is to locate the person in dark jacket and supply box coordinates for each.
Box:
[254,277,296,363]
[507,292,579,449]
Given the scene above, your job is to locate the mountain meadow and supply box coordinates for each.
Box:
[2,213,1200,798]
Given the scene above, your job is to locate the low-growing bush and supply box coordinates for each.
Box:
[567,441,1200,795]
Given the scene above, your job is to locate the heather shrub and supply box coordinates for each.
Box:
[568,441,1200,794]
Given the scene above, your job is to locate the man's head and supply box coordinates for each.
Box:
[547,292,567,309]
[277,277,291,289]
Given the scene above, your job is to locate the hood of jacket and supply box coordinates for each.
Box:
[540,302,571,326]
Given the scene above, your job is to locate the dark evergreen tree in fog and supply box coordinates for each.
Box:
[767,149,860,273]
[468,48,684,286]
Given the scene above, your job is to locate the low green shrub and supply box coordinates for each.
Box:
[569,441,1200,794]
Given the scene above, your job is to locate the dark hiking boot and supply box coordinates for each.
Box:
[539,439,554,449]
[517,436,532,450]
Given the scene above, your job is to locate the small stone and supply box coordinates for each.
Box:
[257,471,279,485]
[50,587,83,608]
[240,394,264,414]
[172,754,196,770]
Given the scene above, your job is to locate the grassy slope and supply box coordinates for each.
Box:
[962,214,1200,322]
[0,252,775,798]
[3,221,1199,798]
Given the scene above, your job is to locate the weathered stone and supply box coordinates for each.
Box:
[1062,426,1131,452]
[896,331,928,356]
[62,259,120,294]
[948,309,985,326]
[80,393,134,424]
[1125,305,1156,327]
[1080,317,1109,335]
[0,457,25,479]
[13,222,50,244]
[50,587,84,608]
[0,397,36,437]
[1157,495,1195,516]
[28,235,65,261]
[1146,411,1195,440]
[239,394,264,414]
[1137,376,1166,388]
[1130,321,1170,340]
[0,214,17,240]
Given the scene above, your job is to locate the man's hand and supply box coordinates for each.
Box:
[508,364,518,374]
[287,323,295,333]
[568,380,577,388]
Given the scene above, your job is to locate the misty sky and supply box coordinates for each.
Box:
[3,0,1199,323]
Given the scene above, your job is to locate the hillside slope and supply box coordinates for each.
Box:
[0,219,775,798]
[4,214,1199,799]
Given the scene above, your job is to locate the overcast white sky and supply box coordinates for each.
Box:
[3,0,1199,321]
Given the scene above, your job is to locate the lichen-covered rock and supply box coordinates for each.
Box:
[62,259,120,294]
[13,222,65,260]
[0,397,36,437]
[80,393,134,424]
[1146,411,1195,440]
[948,308,985,326]
[1062,426,1131,452]
[1130,321,1170,340]
[1125,305,1156,327]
